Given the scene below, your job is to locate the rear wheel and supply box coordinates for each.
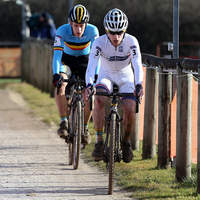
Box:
[72,101,82,170]
[108,113,116,195]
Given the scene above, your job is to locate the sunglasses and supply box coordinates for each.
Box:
[108,30,124,35]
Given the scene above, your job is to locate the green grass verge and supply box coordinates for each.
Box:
[2,79,200,199]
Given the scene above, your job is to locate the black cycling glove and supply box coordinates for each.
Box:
[52,73,63,88]
[135,84,143,95]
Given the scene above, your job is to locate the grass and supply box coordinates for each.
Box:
[2,78,200,199]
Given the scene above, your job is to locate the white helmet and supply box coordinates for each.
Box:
[103,8,128,32]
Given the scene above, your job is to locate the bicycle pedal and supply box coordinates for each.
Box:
[93,157,103,162]
[65,136,69,143]
[94,159,102,162]
[60,135,66,139]
[59,135,69,142]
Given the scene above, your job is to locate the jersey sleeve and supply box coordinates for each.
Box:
[87,25,100,83]
[130,36,144,85]
[52,26,65,75]
[90,26,99,46]
[86,38,101,85]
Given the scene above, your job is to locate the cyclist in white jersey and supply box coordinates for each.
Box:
[85,8,144,163]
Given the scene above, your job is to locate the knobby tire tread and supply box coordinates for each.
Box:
[68,110,73,165]
[108,113,116,195]
[73,101,81,170]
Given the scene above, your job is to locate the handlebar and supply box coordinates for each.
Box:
[135,95,141,113]
[95,91,141,113]
[56,78,85,95]
[88,85,94,111]
[95,92,135,98]
[63,79,85,84]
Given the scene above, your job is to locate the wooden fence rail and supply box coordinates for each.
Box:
[21,39,200,192]
[21,39,54,96]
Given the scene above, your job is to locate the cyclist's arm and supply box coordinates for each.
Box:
[52,27,65,75]
[130,36,143,86]
[89,25,99,46]
[49,22,57,40]
[86,39,100,86]
[89,25,100,84]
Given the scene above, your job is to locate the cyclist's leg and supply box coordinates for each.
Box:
[81,89,92,145]
[55,63,71,136]
[93,88,107,137]
[93,72,113,141]
[120,81,136,163]
[121,98,135,163]
[119,80,136,141]
[92,88,106,160]
[78,67,92,127]
[122,98,136,141]
[82,89,92,124]
[91,76,111,160]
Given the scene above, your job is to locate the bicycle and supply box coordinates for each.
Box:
[94,84,140,195]
[60,73,90,170]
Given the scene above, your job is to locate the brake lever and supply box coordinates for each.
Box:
[135,87,141,113]
[56,77,63,95]
[88,85,94,111]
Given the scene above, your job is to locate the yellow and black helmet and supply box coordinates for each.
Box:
[69,4,90,24]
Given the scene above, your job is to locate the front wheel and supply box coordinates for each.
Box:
[68,111,74,165]
[108,113,116,195]
[68,137,73,165]
[72,101,82,170]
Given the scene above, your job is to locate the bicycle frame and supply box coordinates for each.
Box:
[95,85,136,195]
[103,92,123,165]
[63,75,85,169]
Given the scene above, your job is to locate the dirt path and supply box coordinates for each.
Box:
[0,89,133,200]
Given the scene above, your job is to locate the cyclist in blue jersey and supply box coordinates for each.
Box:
[52,4,99,146]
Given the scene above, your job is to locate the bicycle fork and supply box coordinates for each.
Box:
[103,112,123,168]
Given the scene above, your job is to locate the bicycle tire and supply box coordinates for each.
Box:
[72,101,82,170]
[108,113,116,195]
[68,140,73,165]
[68,110,73,165]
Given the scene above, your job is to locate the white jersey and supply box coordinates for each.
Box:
[86,33,143,93]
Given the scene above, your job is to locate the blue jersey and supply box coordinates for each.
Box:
[52,23,99,75]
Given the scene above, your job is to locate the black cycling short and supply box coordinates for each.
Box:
[60,53,89,81]
[61,53,88,99]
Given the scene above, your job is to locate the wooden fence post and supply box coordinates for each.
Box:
[35,41,40,89]
[130,110,140,151]
[198,65,200,193]
[36,41,42,90]
[142,63,158,159]
[21,40,30,82]
[43,43,48,93]
[129,63,140,151]
[176,63,192,182]
[49,46,54,97]
[157,65,172,168]
[29,41,37,86]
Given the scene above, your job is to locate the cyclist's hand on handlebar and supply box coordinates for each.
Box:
[52,73,63,88]
[134,84,144,101]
